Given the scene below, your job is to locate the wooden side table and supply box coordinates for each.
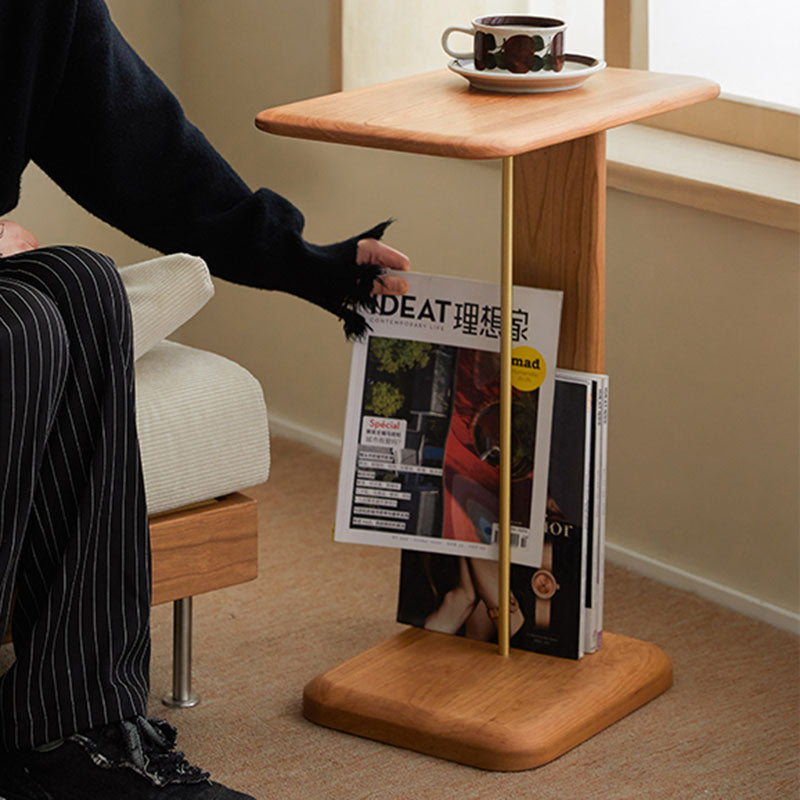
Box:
[256,67,718,771]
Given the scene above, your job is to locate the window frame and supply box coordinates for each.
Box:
[604,0,799,159]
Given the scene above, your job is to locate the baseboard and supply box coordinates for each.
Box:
[606,542,800,635]
[269,414,342,457]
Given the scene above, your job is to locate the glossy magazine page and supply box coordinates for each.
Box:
[396,374,594,660]
[334,271,562,568]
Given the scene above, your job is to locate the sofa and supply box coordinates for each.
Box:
[121,253,269,707]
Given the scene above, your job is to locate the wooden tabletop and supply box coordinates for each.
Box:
[256,67,719,159]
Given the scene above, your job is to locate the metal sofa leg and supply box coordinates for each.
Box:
[162,597,200,708]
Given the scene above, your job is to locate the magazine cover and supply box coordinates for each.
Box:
[396,373,593,660]
[334,272,563,568]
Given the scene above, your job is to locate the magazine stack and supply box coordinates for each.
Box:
[334,272,607,660]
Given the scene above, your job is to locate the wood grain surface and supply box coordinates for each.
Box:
[303,628,673,771]
[150,492,258,606]
[256,67,719,159]
[513,133,606,372]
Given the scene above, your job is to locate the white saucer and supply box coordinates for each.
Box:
[448,54,606,94]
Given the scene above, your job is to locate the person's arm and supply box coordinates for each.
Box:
[29,0,407,336]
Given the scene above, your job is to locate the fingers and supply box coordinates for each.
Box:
[372,274,409,295]
[357,237,410,296]
[357,238,410,272]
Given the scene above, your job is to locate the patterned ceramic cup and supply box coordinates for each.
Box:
[442,15,566,73]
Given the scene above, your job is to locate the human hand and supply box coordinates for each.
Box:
[0,220,39,257]
[356,238,410,296]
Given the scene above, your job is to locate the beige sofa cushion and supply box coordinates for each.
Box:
[119,253,214,361]
[135,340,269,515]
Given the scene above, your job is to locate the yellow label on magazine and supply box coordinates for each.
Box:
[511,346,546,392]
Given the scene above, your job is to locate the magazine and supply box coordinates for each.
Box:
[595,375,609,649]
[397,371,598,660]
[334,272,563,568]
[585,373,602,653]
[556,370,607,654]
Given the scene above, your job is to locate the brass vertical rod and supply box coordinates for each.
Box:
[498,155,514,657]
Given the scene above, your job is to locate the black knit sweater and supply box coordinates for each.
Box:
[0,0,386,336]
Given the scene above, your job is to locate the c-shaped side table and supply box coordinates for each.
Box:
[257,66,718,771]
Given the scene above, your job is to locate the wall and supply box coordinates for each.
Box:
[8,1,797,617]
[605,192,799,611]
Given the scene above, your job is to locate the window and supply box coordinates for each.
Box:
[649,0,798,108]
[605,0,800,158]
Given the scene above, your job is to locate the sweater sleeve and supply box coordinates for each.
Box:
[30,0,386,337]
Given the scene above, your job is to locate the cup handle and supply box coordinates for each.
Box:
[441,26,474,60]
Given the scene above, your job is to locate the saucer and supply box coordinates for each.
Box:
[448,54,606,94]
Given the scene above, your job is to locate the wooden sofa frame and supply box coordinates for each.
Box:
[146,490,258,707]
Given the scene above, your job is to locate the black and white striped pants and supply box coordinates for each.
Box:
[0,246,150,751]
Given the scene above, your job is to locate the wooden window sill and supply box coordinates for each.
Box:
[606,125,800,233]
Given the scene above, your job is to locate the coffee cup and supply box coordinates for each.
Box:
[442,15,566,73]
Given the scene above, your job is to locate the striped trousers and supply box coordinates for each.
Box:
[0,246,150,751]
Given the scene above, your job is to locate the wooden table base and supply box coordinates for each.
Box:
[303,628,672,771]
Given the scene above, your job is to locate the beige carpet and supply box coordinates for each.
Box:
[142,436,798,800]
